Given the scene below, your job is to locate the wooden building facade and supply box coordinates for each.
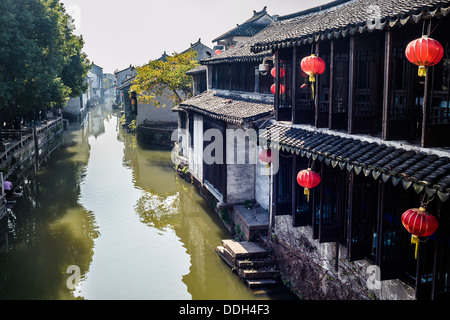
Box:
[176,0,450,300]
[251,0,450,300]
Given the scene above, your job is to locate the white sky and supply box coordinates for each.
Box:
[59,0,331,74]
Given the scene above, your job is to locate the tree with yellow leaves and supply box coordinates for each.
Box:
[130,50,199,108]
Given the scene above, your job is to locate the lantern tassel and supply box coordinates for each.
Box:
[411,235,419,259]
[304,188,310,202]
[309,75,315,100]
[418,66,427,77]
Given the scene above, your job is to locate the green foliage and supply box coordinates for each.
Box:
[128,119,136,132]
[131,50,199,108]
[0,0,91,126]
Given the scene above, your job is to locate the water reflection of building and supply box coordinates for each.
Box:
[123,125,257,298]
[87,104,106,139]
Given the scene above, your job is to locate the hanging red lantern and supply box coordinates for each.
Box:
[405,35,444,77]
[215,49,222,55]
[271,67,285,78]
[401,207,438,259]
[259,149,272,168]
[297,168,321,202]
[300,54,325,99]
[271,84,285,95]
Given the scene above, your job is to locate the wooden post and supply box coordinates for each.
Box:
[421,22,432,148]
[421,71,430,147]
[292,47,298,124]
[415,238,423,299]
[346,171,354,258]
[328,40,334,130]
[274,51,280,120]
[375,180,384,267]
[382,31,392,140]
[291,154,297,225]
[430,201,442,300]
[318,161,324,240]
[315,42,320,128]
[254,66,260,93]
[223,121,227,203]
[348,37,355,134]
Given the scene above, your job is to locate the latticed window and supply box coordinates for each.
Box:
[295,47,315,124]
[211,63,256,92]
[275,151,292,215]
[390,46,412,121]
[330,39,349,130]
[429,41,450,125]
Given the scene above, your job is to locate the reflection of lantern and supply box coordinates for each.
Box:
[271,84,285,94]
[405,35,444,77]
[401,207,438,259]
[300,54,326,99]
[259,149,272,168]
[271,67,285,78]
[297,168,321,202]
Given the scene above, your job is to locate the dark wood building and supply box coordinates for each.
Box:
[250,0,450,300]
[177,0,450,300]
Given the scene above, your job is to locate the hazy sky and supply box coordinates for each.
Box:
[59,0,331,74]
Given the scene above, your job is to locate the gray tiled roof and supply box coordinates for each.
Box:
[260,123,450,202]
[185,65,207,75]
[251,0,450,53]
[212,7,273,43]
[176,91,274,124]
[201,35,272,64]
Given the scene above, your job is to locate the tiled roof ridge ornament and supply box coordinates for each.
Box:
[253,6,267,16]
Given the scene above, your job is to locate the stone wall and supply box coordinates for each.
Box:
[270,215,416,300]
[136,126,176,146]
[225,124,258,204]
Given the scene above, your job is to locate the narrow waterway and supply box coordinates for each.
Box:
[0,102,293,300]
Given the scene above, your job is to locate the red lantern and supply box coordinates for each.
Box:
[405,35,444,77]
[259,149,272,168]
[271,84,285,95]
[297,168,321,202]
[300,54,325,99]
[271,67,285,78]
[401,207,438,259]
[215,49,222,55]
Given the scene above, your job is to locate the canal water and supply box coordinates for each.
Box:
[0,102,293,300]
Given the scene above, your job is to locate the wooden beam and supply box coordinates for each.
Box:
[382,31,392,140]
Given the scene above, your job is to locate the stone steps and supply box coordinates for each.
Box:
[216,239,281,290]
